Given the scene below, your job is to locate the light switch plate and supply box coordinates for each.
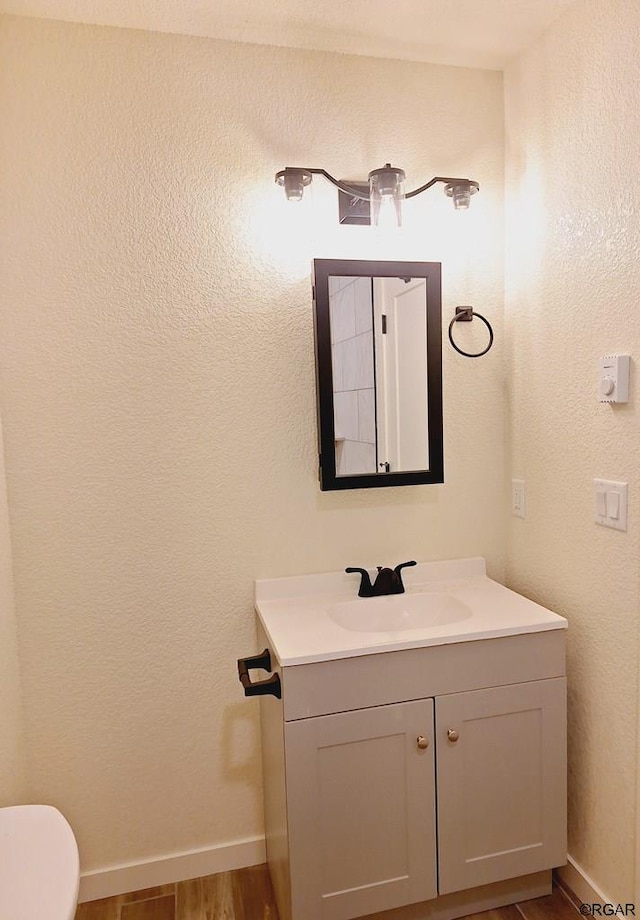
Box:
[512,479,526,518]
[594,479,628,531]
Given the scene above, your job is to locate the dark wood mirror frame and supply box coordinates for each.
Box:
[313,258,444,491]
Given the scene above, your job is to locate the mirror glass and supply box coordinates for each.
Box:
[313,259,443,491]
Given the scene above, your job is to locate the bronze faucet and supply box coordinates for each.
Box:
[345,561,417,597]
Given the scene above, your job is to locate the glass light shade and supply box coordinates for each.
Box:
[445,181,479,210]
[368,164,405,227]
[275,168,312,201]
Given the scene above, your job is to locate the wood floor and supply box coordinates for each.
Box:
[75,866,580,920]
[74,866,278,920]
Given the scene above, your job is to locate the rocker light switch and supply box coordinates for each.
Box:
[594,479,628,531]
[607,491,620,519]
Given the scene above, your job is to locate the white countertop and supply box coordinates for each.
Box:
[255,557,567,666]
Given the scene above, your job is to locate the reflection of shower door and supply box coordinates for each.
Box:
[373,278,429,473]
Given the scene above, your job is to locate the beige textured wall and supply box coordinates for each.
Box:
[505,0,640,901]
[0,14,504,872]
[0,412,25,804]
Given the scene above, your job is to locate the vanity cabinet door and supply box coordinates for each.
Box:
[435,677,567,895]
[284,698,437,920]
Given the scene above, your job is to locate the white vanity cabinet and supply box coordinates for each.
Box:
[285,698,438,919]
[435,677,566,896]
[258,629,567,920]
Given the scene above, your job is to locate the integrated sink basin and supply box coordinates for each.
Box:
[329,592,472,633]
[254,557,568,665]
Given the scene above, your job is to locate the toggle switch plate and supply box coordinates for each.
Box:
[512,479,526,518]
[594,479,628,531]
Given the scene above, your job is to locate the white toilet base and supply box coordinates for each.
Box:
[0,804,79,920]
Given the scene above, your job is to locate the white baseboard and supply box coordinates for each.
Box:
[555,854,611,907]
[80,843,611,908]
[78,835,266,903]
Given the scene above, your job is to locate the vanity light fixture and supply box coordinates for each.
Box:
[274,163,479,226]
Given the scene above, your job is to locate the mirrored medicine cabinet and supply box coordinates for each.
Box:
[313,259,443,491]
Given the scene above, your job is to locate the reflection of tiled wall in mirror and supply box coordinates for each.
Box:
[329,276,376,476]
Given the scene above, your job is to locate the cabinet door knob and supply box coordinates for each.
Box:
[417,735,429,750]
[447,729,459,742]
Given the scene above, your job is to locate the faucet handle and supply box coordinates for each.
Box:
[345,566,374,597]
[394,560,417,573]
[393,560,417,589]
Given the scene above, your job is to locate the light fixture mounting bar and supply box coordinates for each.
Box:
[404,177,480,199]
[276,167,479,202]
[275,164,480,222]
[309,168,372,201]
